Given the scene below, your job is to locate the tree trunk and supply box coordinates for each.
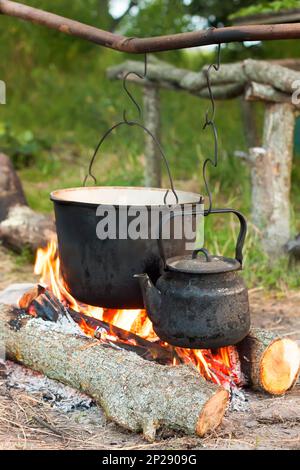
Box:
[0,153,27,222]
[0,304,229,441]
[240,99,259,148]
[237,328,300,395]
[248,103,295,256]
[143,85,162,187]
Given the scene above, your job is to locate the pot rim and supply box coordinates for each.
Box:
[50,186,203,208]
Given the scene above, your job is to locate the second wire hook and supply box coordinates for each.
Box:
[123,53,148,123]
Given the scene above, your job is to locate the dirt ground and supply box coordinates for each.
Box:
[0,245,299,450]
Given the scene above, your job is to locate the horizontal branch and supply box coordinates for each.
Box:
[115,70,244,100]
[107,59,247,95]
[2,1,300,53]
[245,81,300,108]
[108,59,300,102]
[243,59,300,94]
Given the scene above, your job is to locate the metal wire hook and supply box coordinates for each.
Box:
[203,43,221,128]
[84,52,179,204]
[202,43,221,215]
[122,53,147,123]
[83,120,178,204]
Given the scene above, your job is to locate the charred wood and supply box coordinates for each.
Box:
[19,288,177,364]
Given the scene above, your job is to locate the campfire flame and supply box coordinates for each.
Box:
[34,241,242,390]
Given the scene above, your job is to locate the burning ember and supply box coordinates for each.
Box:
[33,241,243,390]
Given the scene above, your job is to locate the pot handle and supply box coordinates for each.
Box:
[157,207,247,268]
[205,208,247,266]
[83,120,180,205]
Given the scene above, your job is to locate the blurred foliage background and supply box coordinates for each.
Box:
[0,0,300,290]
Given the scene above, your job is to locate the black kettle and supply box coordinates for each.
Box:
[135,208,250,349]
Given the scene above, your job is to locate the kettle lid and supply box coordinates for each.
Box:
[166,248,241,274]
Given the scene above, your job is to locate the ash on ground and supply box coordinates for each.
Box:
[229,386,250,412]
[4,360,94,412]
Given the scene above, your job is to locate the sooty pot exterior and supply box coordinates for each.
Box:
[51,187,201,309]
[140,270,250,349]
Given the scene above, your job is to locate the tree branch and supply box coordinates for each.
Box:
[2,1,300,53]
[107,58,300,103]
[245,81,300,108]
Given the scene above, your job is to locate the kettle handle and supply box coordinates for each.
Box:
[157,207,247,268]
[205,208,247,266]
[157,207,203,269]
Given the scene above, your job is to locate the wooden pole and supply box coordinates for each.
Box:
[2,1,300,53]
[143,85,161,187]
[246,103,295,256]
[240,100,259,148]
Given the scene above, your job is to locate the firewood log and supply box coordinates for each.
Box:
[0,153,27,222]
[0,304,229,441]
[17,287,178,364]
[237,328,300,395]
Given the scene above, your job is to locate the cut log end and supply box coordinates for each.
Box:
[260,338,300,395]
[238,329,300,395]
[196,388,229,437]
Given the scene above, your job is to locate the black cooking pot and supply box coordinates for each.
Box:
[51,186,203,308]
[51,115,204,308]
[135,208,250,349]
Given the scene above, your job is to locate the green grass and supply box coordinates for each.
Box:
[204,214,300,291]
[14,246,35,266]
[13,83,251,214]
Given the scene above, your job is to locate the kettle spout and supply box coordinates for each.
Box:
[134,273,161,323]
